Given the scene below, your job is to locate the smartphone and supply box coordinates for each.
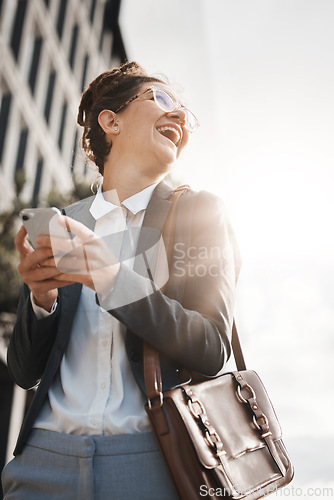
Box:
[19,207,69,249]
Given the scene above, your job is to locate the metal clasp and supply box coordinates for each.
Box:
[147,392,163,409]
[236,383,256,404]
[252,414,270,432]
[187,397,206,419]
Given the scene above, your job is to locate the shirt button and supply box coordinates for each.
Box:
[102,340,108,347]
[91,418,97,426]
[101,382,106,389]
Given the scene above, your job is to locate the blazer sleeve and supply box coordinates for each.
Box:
[97,190,241,376]
[7,284,60,389]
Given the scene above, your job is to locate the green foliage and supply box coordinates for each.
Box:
[46,178,93,209]
[0,173,91,313]
[0,170,29,313]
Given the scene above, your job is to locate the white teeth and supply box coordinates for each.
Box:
[157,126,181,146]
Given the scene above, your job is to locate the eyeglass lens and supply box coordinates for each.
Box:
[153,89,198,132]
[154,90,175,112]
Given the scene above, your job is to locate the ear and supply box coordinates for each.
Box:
[98,110,120,135]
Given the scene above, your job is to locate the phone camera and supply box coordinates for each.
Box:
[22,215,29,221]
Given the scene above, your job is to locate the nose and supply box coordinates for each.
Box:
[167,107,187,127]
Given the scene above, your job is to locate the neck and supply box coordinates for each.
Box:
[101,159,167,203]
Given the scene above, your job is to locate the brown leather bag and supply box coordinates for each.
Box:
[144,187,294,499]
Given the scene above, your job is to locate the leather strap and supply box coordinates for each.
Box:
[143,186,246,403]
[144,186,189,403]
[231,320,246,371]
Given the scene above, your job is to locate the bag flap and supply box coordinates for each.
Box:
[165,370,282,469]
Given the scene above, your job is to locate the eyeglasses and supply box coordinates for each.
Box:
[114,86,199,132]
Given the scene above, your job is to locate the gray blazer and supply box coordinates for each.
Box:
[8,180,241,456]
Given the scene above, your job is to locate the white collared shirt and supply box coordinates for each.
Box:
[34,182,159,435]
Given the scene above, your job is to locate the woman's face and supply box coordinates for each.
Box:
[114,82,191,172]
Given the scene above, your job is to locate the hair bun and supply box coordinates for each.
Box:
[77,60,166,174]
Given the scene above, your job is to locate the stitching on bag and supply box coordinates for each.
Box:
[228,436,286,462]
[227,443,266,460]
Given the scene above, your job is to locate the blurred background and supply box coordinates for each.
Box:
[1,0,334,497]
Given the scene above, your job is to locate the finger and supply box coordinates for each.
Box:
[15,225,27,243]
[36,234,77,255]
[24,266,62,283]
[43,256,57,267]
[35,235,52,248]
[14,226,33,257]
[53,255,86,274]
[58,216,97,243]
[18,247,55,273]
[54,273,92,288]
[30,278,73,293]
[55,248,109,275]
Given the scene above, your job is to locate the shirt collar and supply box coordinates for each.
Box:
[89,181,159,221]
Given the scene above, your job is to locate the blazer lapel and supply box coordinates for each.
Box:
[63,195,96,230]
[133,180,174,278]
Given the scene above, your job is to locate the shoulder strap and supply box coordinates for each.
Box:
[232,320,246,371]
[143,187,246,403]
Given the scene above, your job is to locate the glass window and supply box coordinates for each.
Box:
[28,36,43,95]
[44,70,56,123]
[10,0,28,61]
[89,0,97,23]
[68,24,79,69]
[15,128,29,172]
[32,157,44,207]
[81,54,89,92]
[0,93,12,165]
[71,129,78,173]
[56,0,67,39]
[58,100,68,151]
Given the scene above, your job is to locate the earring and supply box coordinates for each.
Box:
[113,127,119,131]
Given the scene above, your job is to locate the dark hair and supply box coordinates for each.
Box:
[77,61,166,175]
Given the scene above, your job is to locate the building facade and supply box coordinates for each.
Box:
[0,0,126,211]
[0,0,126,480]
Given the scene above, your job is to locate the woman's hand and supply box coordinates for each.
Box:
[14,226,71,312]
[36,216,120,297]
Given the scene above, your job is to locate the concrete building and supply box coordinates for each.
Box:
[0,0,126,480]
[0,0,126,210]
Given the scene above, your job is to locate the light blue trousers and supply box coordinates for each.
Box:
[1,428,178,499]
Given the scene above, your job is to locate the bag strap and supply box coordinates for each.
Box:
[143,186,246,404]
[232,321,246,371]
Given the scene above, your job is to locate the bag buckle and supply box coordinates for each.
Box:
[147,392,163,409]
[236,383,256,404]
[187,397,206,419]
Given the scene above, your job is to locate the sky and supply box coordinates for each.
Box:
[120,0,334,495]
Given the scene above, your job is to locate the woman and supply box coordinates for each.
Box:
[2,61,241,499]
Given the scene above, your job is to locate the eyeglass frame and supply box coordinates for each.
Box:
[114,85,199,132]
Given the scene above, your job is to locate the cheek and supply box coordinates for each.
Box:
[126,121,149,143]
[131,110,159,140]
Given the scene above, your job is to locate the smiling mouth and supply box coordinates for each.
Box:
[157,126,181,146]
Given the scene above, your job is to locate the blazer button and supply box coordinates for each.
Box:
[130,349,140,362]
